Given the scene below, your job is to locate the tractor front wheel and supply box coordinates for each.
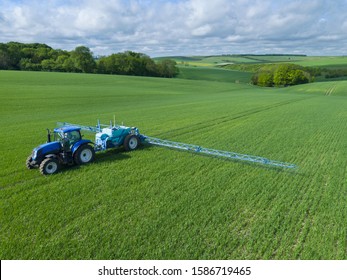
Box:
[74,145,95,165]
[124,135,140,151]
[26,155,34,169]
[39,158,60,175]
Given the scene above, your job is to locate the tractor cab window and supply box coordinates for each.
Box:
[54,131,64,142]
[65,131,81,144]
[55,130,81,145]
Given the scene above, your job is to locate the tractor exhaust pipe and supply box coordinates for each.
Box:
[47,129,51,143]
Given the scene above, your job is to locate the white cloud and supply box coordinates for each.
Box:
[0,0,346,56]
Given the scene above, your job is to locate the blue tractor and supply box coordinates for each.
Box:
[26,121,142,175]
[26,126,96,175]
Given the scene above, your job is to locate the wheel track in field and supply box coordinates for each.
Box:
[265,170,325,258]
[325,84,337,96]
[0,175,42,191]
[292,177,325,258]
[154,96,317,140]
[284,120,342,257]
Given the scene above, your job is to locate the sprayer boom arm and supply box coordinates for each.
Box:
[144,136,297,169]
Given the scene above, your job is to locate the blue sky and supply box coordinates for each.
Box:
[0,0,346,57]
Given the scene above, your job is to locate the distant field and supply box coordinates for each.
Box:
[177,66,252,83]
[1,71,346,260]
[294,56,347,67]
[171,55,347,84]
[162,55,347,68]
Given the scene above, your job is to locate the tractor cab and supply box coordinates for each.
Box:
[53,126,82,150]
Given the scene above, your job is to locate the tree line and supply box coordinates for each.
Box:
[0,42,178,78]
[251,64,314,87]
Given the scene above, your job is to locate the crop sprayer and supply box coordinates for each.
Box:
[26,120,297,175]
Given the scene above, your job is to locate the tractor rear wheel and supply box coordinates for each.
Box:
[26,155,34,169]
[74,145,95,165]
[40,158,60,175]
[124,135,140,151]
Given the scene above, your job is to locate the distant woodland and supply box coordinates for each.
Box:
[0,42,178,78]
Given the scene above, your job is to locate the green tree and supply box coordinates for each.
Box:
[97,51,164,77]
[70,46,96,73]
[41,59,57,71]
[19,58,41,71]
[6,42,23,69]
[157,59,179,78]
[54,51,71,72]
[34,47,51,63]
[273,64,292,86]
[97,54,123,74]
[0,47,11,69]
[62,56,76,72]
[143,56,158,76]
[0,41,178,78]
[289,69,309,85]
[257,72,274,87]
[253,63,313,87]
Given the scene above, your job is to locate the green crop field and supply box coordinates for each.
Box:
[1,70,346,260]
[177,66,252,84]
[164,55,347,69]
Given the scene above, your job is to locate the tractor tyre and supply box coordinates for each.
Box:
[39,158,60,175]
[26,155,34,169]
[74,145,95,165]
[124,134,140,151]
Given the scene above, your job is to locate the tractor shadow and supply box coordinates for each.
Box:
[59,148,132,174]
[94,148,132,164]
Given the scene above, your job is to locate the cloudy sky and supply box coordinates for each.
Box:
[0,0,346,57]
